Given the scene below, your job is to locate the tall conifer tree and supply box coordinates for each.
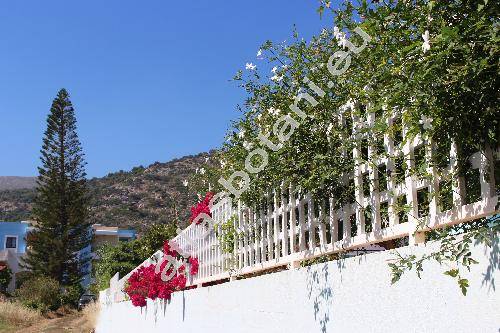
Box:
[23,89,90,287]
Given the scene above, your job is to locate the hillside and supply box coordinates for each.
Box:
[0,153,211,233]
[0,176,37,191]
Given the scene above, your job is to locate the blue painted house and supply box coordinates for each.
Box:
[0,221,31,292]
[0,221,136,292]
[0,221,31,254]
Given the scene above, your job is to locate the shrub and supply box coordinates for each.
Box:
[16,276,61,313]
[60,284,84,308]
[15,271,34,289]
[92,223,177,292]
[0,301,42,327]
[0,267,12,293]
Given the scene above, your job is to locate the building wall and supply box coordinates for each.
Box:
[0,222,29,253]
[93,234,119,249]
[97,237,499,333]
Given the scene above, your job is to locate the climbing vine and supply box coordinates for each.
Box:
[187,0,499,294]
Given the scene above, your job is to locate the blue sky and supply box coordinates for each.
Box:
[0,0,327,178]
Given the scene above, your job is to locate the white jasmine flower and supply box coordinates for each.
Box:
[243,141,253,150]
[419,115,433,130]
[337,33,348,49]
[333,27,348,49]
[182,180,189,187]
[238,129,246,139]
[257,49,263,58]
[205,157,209,162]
[422,30,430,53]
[220,160,226,168]
[270,74,283,82]
[268,107,280,116]
[271,66,278,74]
[195,168,199,174]
[245,62,257,70]
[199,168,206,175]
[281,64,288,70]
[333,26,342,39]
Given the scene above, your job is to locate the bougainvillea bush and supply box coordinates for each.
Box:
[190,192,214,224]
[125,241,199,307]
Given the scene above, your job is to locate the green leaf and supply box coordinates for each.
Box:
[444,269,459,278]
[459,279,469,296]
[468,258,479,265]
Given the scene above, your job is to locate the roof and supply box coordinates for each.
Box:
[92,224,136,237]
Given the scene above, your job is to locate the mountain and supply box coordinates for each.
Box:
[0,153,211,234]
[0,177,37,191]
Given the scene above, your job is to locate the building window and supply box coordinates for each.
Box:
[5,236,17,250]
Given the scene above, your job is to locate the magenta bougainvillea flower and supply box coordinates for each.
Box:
[125,240,199,307]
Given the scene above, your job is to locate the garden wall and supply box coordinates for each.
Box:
[96,237,499,333]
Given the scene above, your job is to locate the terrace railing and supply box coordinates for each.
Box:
[103,113,499,303]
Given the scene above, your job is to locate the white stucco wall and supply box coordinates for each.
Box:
[97,238,499,333]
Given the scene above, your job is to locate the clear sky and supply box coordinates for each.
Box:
[0,0,327,178]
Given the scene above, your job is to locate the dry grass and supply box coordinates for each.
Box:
[0,301,43,328]
[80,301,100,332]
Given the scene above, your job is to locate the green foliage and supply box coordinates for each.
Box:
[91,223,178,291]
[135,223,177,259]
[91,242,143,292]
[188,1,499,294]
[216,215,238,255]
[60,284,84,308]
[23,89,91,289]
[213,214,241,275]
[389,216,499,295]
[16,276,61,313]
[191,0,498,211]
[0,268,12,293]
[14,271,34,290]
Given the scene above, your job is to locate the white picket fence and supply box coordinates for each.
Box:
[102,118,499,303]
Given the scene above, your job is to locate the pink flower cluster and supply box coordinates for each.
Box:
[190,192,214,224]
[125,241,199,307]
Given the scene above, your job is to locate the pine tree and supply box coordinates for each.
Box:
[23,89,90,288]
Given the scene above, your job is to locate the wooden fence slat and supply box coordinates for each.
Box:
[260,204,266,263]
[266,194,274,261]
[289,184,297,254]
[318,199,327,249]
[273,190,280,261]
[281,184,289,257]
[307,194,316,250]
